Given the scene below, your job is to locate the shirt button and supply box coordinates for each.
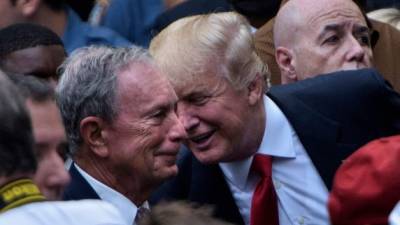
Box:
[298,216,305,225]
[274,180,282,189]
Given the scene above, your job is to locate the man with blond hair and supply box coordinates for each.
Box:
[149,12,400,225]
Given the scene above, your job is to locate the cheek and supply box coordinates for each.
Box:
[365,49,373,65]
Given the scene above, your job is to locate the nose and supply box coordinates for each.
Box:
[345,36,367,63]
[176,103,200,132]
[47,152,71,190]
[168,112,188,142]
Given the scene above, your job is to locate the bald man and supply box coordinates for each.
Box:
[273,0,373,84]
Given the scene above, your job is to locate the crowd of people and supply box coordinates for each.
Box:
[0,0,399,225]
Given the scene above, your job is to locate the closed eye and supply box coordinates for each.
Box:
[188,95,210,106]
[151,109,167,119]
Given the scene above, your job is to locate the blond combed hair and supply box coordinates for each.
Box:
[150,12,270,92]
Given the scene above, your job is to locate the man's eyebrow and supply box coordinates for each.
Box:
[317,24,342,41]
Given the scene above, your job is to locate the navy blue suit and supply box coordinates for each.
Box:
[150,69,400,225]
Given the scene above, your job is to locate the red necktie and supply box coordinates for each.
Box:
[250,154,279,225]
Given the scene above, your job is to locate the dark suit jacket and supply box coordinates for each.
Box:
[62,164,100,200]
[150,69,400,225]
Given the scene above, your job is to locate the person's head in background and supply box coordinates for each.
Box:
[274,0,373,84]
[0,70,42,204]
[139,201,235,225]
[0,23,66,87]
[8,74,70,200]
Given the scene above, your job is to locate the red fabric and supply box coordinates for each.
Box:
[250,154,279,225]
[329,135,400,225]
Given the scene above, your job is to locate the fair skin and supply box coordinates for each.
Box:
[27,99,70,201]
[172,65,265,164]
[2,45,66,87]
[77,63,186,205]
[274,0,373,84]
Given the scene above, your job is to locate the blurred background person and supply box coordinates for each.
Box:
[89,0,165,47]
[0,23,66,86]
[329,135,400,225]
[0,0,130,53]
[0,71,126,225]
[8,74,70,201]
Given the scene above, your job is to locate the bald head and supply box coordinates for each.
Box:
[273,0,372,84]
[274,0,364,48]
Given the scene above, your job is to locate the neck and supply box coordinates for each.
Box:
[75,152,153,206]
[238,99,267,160]
[31,5,67,37]
[0,178,45,213]
[251,100,267,152]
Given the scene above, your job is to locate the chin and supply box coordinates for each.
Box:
[194,151,223,165]
[157,165,179,180]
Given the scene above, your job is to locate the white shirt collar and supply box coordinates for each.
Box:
[74,163,146,225]
[220,96,296,190]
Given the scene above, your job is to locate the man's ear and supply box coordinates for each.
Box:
[14,0,40,17]
[80,116,109,158]
[275,47,297,84]
[247,74,264,106]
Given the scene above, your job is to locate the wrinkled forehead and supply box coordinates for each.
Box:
[163,58,226,98]
[301,0,366,29]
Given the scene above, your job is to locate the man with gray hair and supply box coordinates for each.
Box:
[58,46,186,225]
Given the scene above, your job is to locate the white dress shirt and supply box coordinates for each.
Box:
[390,202,400,225]
[75,164,149,225]
[220,96,329,225]
[0,200,127,225]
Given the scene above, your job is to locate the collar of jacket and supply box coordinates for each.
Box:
[0,178,45,213]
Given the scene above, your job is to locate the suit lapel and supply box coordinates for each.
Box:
[62,164,100,200]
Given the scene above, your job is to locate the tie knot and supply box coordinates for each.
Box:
[251,154,272,177]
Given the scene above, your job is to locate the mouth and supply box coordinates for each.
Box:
[188,129,216,149]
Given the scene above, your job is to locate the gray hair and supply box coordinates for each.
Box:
[56,45,154,156]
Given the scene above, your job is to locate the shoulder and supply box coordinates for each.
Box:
[0,201,125,225]
[269,69,389,99]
